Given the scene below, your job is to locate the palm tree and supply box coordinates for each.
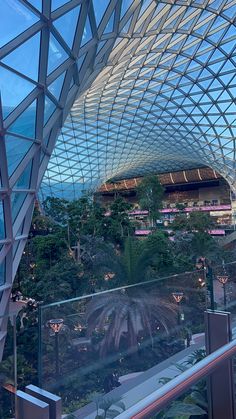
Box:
[86,288,176,357]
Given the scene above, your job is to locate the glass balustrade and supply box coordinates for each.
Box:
[2,260,236,418]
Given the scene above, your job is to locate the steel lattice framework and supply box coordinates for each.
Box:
[42,0,236,198]
[0,0,236,353]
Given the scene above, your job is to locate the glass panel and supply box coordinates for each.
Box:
[5,135,33,177]
[51,0,70,11]
[81,16,92,46]
[2,32,40,81]
[44,96,56,125]
[121,0,133,18]
[40,269,206,416]
[53,5,81,49]
[103,11,115,34]
[0,200,5,240]
[0,67,35,119]
[93,0,110,26]
[11,192,27,222]
[155,379,208,419]
[47,34,69,75]
[212,261,236,321]
[0,260,5,286]
[0,1,38,48]
[48,72,66,101]
[8,100,37,139]
[0,313,16,418]
[28,0,42,11]
[13,161,32,189]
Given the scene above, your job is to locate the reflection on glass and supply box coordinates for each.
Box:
[39,269,206,415]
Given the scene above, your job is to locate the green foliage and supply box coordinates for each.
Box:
[120,232,175,284]
[137,175,164,227]
[13,196,235,417]
[43,195,134,246]
[172,211,214,233]
[94,395,126,418]
[86,287,176,356]
[163,401,206,418]
[43,196,69,225]
[104,197,134,244]
[30,206,54,232]
[157,351,207,419]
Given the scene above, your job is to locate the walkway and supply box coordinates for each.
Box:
[69,335,205,419]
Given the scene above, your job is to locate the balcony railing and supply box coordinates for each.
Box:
[116,338,236,418]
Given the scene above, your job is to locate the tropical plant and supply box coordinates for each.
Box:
[104,197,134,243]
[157,349,207,418]
[86,288,176,357]
[90,393,126,419]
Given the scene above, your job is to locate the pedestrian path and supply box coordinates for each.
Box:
[70,335,205,419]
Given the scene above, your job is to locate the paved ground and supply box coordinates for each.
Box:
[68,335,205,419]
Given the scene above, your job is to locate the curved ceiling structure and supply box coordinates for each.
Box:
[41,0,236,199]
[0,0,236,352]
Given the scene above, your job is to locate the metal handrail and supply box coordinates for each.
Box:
[116,339,236,419]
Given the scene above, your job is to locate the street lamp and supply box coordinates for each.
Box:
[48,318,64,377]
[217,274,229,310]
[172,292,184,325]
[196,257,214,310]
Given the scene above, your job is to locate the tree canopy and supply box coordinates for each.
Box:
[137,175,164,227]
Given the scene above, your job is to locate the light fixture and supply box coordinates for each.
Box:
[172,291,184,304]
[48,318,64,334]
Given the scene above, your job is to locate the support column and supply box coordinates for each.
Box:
[205,310,235,419]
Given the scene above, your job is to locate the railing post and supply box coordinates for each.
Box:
[25,385,62,419]
[205,310,235,419]
[16,390,49,419]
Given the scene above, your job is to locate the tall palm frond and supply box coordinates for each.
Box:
[86,290,176,357]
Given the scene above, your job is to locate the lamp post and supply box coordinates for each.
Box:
[48,318,64,377]
[196,257,214,310]
[217,274,229,310]
[172,292,184,325]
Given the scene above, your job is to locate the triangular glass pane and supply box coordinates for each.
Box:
[121,0,133,18]
[93,0,110,26]
[97,40,107,54]
[48,72,66,101]
[121,16,132,33]
[77,54,86,72]
[47,34,69,75]
[0,2,38,48]
[5,135,33,176]
[81,17,92,46]
[44,96,56,125]
[11,192,28,222]
[2,32,40,81]
[8,100,37,138]
[52,0,70,11]
[0,66,35,119]
[28,0,42,11]
[103,11,115,34]
[14,160,32,189]
[0,260,5,285]
[53,5,81,48]
[0,200,5,240]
